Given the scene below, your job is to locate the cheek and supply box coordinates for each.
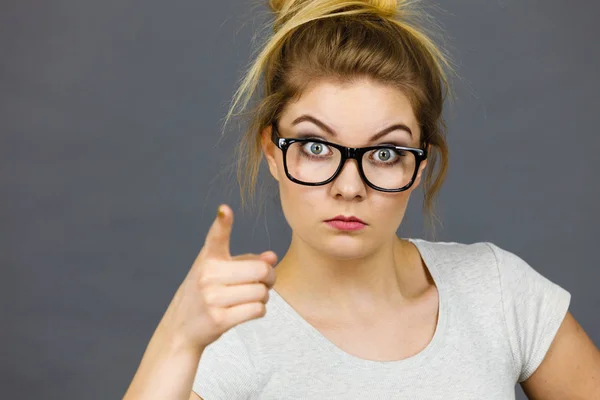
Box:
[278,180,326,227]
[371,192,411,227]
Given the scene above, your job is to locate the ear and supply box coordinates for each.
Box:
[412,143,431,189]
[261,125,280,182]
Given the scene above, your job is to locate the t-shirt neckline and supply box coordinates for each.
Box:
[269,238,448,371]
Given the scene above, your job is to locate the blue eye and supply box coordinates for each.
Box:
[303,142,330,156]
[373,148,397,162]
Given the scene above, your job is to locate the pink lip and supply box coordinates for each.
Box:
[325,215,367,231]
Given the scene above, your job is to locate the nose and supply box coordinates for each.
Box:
[329,158,367,200]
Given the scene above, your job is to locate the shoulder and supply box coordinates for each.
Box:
[410,237,567,293]
[408,238,566,310]
[410,238,572,382]
[409,237,496,264]
[408,238,500,286]
[409,237,544,282]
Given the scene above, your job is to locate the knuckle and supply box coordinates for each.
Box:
[209,309,227,329]
[203,289,221,305]
[258,285,269,301]
[197,264,219,288]
[257,262,271,279]
[253,302,266,317]
[197,273,213,289]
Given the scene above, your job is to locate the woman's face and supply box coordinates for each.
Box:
[262,78,428,260]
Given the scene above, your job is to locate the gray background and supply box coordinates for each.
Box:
[1,0,598,399]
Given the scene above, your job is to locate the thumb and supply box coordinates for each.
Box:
[258,250,278,267]
[201,204,233,259]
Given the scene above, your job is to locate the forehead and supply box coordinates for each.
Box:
[280,78,420,139]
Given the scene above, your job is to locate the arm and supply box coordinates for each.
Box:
[123,322,206,400]
[124,206,271,399]
[521,311,600,399]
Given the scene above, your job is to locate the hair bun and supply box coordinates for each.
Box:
[268,0,400,18]
[366,0,399,17]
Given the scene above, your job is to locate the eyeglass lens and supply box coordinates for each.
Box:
[285,141,416,190]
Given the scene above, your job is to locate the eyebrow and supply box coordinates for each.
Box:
[291,114,413,141]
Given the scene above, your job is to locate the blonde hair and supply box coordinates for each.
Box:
[224,0,455,236]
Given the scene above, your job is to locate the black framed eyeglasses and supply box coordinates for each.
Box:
[270,123,427,193]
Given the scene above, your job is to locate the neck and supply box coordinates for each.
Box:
[273,233,428,319]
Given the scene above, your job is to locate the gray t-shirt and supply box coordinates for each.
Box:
[192,238,571,399]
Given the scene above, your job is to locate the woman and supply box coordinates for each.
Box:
[124,1,600,399]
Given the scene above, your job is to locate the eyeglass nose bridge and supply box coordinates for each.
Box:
[334,147,367,183]
[341,146,362,161]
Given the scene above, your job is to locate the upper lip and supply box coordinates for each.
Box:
[326,215,367,224]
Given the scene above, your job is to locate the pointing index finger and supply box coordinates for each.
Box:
[202,204,233,260]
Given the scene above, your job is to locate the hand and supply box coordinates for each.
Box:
[160,204,277,352]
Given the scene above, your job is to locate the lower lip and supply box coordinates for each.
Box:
[325,220,366,231]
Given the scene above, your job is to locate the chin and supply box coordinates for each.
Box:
[307,231,377,260]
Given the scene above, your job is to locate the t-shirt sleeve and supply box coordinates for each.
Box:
[487,242,571,383]
[192,327,257,399]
